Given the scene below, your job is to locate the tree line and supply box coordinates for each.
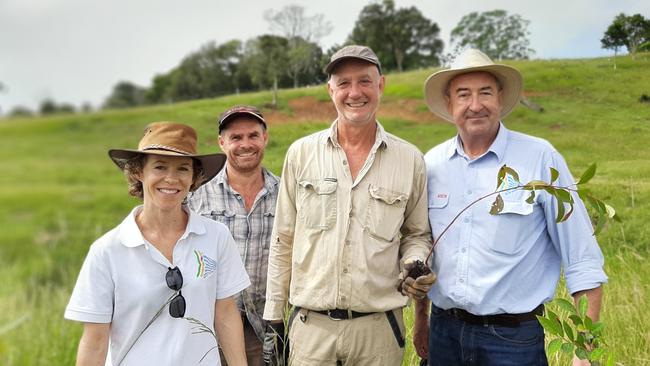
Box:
[4,3,647,118]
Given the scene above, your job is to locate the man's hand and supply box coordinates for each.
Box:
[398,259,436,300]
[262,321,288,366]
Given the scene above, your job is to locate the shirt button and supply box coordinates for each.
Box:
[461,248,466,253]
[463,217,470,223]
[345,240,351,246]
[343,268,348,273]
[459,279,464,283]
[343,160,348,165]
[466,190,472,195]
[341,295,347,301]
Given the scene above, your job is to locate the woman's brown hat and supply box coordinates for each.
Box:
[108,122,225,188]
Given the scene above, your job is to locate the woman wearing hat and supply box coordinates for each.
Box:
[65,122,250,365]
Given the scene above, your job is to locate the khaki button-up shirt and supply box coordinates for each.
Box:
[263,121,431,320]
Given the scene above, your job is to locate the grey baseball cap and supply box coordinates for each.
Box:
[218,105,267,134]
[324,45,382,75]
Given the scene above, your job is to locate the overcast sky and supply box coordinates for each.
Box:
[0,0,647,113]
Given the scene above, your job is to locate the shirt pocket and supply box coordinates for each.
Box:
[365,185,408,242]
[206,209,236,227]
[489,200,534,255]
[297,179,338,230]
[428,192,449,231]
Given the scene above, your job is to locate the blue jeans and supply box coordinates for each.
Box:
[428,305,548,366]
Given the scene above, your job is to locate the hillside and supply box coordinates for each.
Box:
[1,54,649,365]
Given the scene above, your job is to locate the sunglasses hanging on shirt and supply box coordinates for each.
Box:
[166,266,186,318]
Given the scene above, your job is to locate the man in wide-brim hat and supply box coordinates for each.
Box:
[415,49,607,366]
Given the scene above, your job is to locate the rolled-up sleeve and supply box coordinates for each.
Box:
[542,152,608,294]
[399,153,433,266]
[263,146,298,321]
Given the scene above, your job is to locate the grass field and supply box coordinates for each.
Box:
[1,53,649,365]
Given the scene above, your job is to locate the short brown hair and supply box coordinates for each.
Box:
[122,154,206,199]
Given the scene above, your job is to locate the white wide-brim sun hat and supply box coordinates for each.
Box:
[424,49,523,123]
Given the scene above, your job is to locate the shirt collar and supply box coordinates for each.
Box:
[216,166,278,194]
[118,205,207,248]
[326,119,388,150]
[447,122,508,163]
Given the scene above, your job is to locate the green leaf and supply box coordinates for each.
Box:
[606,352,615,366]
[584,315,593,330]
[569,314,583,326]
[523,180,548,190]
[578,295,588,318]
[548,309,562,321]
[562,320,574,341]
[562,203,574,222]
[577,163,597,185]
[550,167,559,183]
[537,315,564,337]
[504,166,520,183]
[547,338,562,355]
[591,321,605,334]
[591,348,605,360]
[561,342,575,354]
[526,190,536,204]
[490,194,504,215]
[555,201,566,223]
[555,298,577,315]
[575,346,589,360]
[555,188,573,203]
[496,165,507,190]
[604,203,616,219]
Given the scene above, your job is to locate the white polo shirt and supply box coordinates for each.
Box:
[65,206,250,366]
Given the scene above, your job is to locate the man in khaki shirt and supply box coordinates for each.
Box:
[263,45,436,366]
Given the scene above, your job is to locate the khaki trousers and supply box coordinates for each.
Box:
[288,308,405,366]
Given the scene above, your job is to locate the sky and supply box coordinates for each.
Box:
[0,0,647,113]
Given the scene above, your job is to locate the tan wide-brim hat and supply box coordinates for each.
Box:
[424,48,523,123]
[108,122,226,189]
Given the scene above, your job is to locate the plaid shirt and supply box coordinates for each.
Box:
[187,167,279,340]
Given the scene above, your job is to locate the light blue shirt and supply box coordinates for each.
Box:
[424,123,607,315]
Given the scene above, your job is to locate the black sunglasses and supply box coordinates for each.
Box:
[165,266,186,318]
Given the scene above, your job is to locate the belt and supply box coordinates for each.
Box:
[444,304,544,327]
[308,308,376,320]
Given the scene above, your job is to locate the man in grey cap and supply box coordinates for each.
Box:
[189,105,279,366]
[263,45,436,365]
[416,48,607,366]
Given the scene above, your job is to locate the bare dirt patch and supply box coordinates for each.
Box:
[262,96,445,125]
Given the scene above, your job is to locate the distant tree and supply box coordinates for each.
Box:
[243,35,291,108]
[8,105,34,118]
[103,81,146,109]
[608,13,650,58]
[264,4,332,43]
[450,9,534,60]
[166,40,253,102]
[265,5,331,87]
[39,99,58,114]
[349,0,444,72]
[601,16,627,58]
[146,72,175,104]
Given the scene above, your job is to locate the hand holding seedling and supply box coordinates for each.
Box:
[397,259,436,300]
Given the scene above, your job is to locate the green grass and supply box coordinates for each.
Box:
[1,53,649,365]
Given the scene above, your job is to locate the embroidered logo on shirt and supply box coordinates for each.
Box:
[194,250,217,278]
[497,173,519,196]
[437,193,448,199]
